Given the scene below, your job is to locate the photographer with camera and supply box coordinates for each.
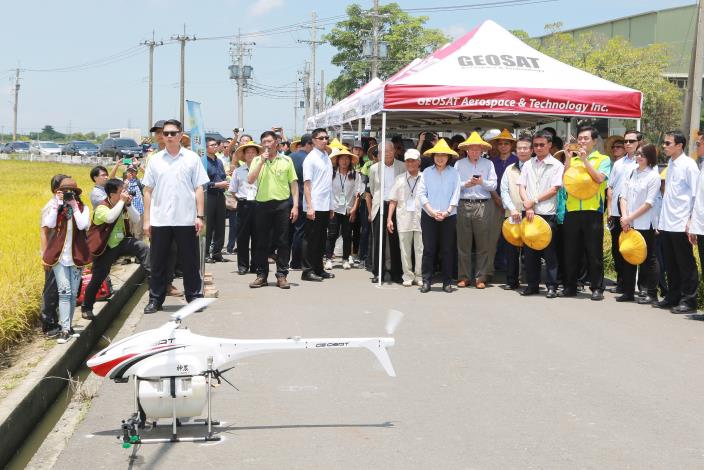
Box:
[81,178,150,319]
[41,177,91,344]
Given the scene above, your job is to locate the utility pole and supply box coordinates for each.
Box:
[685,0,704,156]
[229,32,255,130]
[171,25,195,123]
[299,13,324,117]
[302,62,311,123]
[142,31,163,131]
[371,0,380,79]
[12,68,20,141]
[320,69,325,112]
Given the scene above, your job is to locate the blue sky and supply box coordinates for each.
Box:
[0,0,694,139]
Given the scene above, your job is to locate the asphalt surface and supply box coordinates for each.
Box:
[53,253,704,469]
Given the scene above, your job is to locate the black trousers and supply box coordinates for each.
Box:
[326,212,352,259]
[150,226,202,305]
[236,200,256,271]
[524,214,559,290]
[505,242,521,287]
[563,211,604,293]
[290,196,306,269]
[84,238,150,310]
[226,208,237,253]
[372,202,402,279]
[40,269,59,331]
[420,212,456,285]
[661,230,698,308]
[697,235,704,281]
[302,210,330,275]
[358,202,371,262]
[609,216,625,289]
[253,200,290,278]
[622,228,658,297]
[205,191,226,258]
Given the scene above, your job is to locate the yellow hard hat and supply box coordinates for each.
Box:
[502,218,524,247]
[520,215,552,251]
[423,138,458,157]
[458,131,492,149]
[563,165,600,200]
[619,229,647,265]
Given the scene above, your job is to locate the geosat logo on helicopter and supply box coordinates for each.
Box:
[315,342,350,347]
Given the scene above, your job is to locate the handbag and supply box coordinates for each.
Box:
[225,192,237,210]
[76,269,113,306]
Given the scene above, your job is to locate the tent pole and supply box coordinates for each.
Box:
[636,119,641,132]
[377,112,387,287]
[357,119,363,143]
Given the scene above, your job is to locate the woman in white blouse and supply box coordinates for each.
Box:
[618,143,661,304]
[325,147,362,270]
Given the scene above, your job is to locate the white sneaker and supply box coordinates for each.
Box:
[402,280,413,287]
[348,256,355,264]
[325,259,333,270]
[343,261,351,270]
[57,330,72,344]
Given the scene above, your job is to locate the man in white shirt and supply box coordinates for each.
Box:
[607,130,640,294]
[689,129,704,279]
[387,149,423,286]
[142,119,209,313]
[369,140,405,283]
[301,128,334,281]
[455,133,497,288]
[656,130,699,313]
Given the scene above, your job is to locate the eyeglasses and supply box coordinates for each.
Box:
[611,145,624,149]
[207,143,218,147]
[315,136,329,141]
[623,139,638,144]
[163,131,180,137]
[532,143,547,148]
[663,141,673,147]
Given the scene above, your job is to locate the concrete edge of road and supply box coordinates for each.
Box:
[0,264,145,469]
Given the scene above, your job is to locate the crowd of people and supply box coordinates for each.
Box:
[37,116,704,343]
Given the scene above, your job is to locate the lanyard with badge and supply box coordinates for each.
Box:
[336,173,348,208]
[405,174,419,212]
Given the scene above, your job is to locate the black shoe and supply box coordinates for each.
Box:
[420,283,431,293]
[318,271,335,279]
[501,284,519,290]
[558,289,577,298]
[590,290,604,301]
[615,294,634,302]
[213,256,230,263]
[520,287,539,296]
[371,276,379,283]
[81,309,96,320]
[608,286,623,294]
[302,272,323,282]
[143,302,162,314]
[653,299,675,309]
[205,257,216,264]
[671,304,696,314]
[392,277,404,284]
[442,284,452,293]
[545,288,557,299]
[237,267,248,275]
[637,295,657,305]
[44,326,61,338]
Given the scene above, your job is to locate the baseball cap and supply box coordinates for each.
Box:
[149,120,166,133]
[404,149,421,160]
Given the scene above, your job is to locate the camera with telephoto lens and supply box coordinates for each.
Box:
[128,190,137,197]
[63,190,75,201]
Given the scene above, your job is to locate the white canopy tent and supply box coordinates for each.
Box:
[313,19,643,287]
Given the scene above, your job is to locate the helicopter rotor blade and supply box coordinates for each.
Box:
[385,309,404,335]
[170,298,216,322]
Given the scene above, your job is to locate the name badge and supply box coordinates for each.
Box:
[336,193,347,208]
[246,185,256,201]
[405,197,416,212]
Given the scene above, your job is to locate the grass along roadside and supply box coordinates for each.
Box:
[0,160,93,352]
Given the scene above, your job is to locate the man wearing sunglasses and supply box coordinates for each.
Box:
[247,130,299,289]
[657,130,699,313]
[142,119,210,314]
[606,131,640,294]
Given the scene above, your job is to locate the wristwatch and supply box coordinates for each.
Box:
[197,215,205,219]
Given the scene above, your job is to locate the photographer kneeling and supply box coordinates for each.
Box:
[81,178,150,319]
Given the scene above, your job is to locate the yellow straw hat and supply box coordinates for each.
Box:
[619,230,647,266]
[502,219,524,247]
[520,215,552,250]
[330,146,359,166]
[490,128,516,142]
[235,141,263,161]
[605,135,625,157]
[290,139,302,151]
[423,138,459,157]
[563,166,600,200]
[328,137,346,150]
[458,131,492,150]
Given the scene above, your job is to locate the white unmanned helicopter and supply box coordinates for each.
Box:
[87,298,399,447]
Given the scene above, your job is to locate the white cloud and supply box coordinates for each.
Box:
[249,0,284,16]
[446,25,467,40]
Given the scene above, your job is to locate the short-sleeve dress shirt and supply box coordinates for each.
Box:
[659,154,699,232]
[388,171,422,232]
[455,157,497,199]
[621,166,660,230]
[302,147,333,211]
[251,153,297,202]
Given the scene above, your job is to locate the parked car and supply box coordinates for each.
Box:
[99,138,143,161]
[2,141,30,153]
[30,141,62,157]
[62,140,99,157]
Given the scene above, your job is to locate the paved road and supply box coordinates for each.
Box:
[53,256,704,469]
